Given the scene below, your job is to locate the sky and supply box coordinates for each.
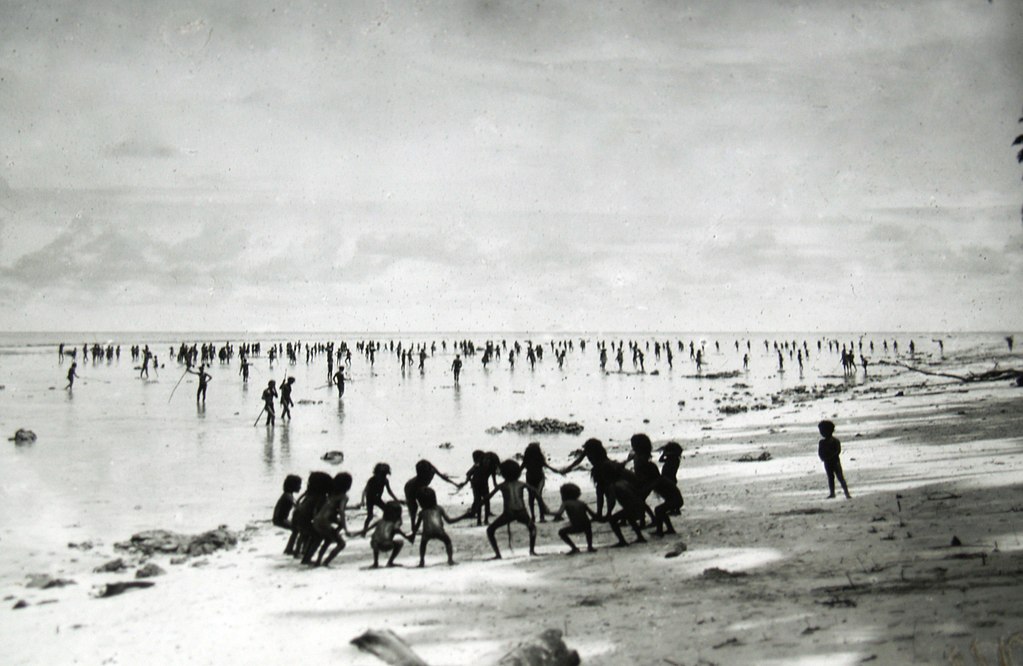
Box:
[1,0,1021,334]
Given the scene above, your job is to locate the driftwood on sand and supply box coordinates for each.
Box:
[351,628,580,666]
[878,360,1023,384]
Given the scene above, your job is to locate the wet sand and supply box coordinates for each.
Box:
[2,370,1022,665]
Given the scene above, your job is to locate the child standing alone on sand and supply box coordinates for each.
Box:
[817,420,851,499]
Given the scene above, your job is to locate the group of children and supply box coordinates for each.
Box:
[271,434,692,568]
[271,423,851,568]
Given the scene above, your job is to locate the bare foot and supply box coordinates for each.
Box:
[611,542,629,548]
[565,548,580,556]
[586,546,597,553]
[447,560,456,566]
[489,554,502,560]
[417,562,425,568]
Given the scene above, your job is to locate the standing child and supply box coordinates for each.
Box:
[485,460,550,559]
[403,460,460,527]
[817,420,851,499]
[551,483,599,555]
[604,463,647,547]
[657,442,683,484]
[273,474,302,530]
[459,450,500,526]
[411,487,464,567]
[286,471,331,557]
[522,442,560,523]
[360,463,401,532]
[305,472,353,566]
[362,501,412,568]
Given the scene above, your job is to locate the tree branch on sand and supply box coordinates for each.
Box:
[351,628,581,666]
[878,360,1022,384]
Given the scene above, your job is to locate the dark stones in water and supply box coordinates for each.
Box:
[8,429,36,444]
[486,418,584,436]
[734,451,772,463]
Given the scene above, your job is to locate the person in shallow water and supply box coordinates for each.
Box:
[332,366,346,398]
[189,364,211,404]
[262,380,278,426]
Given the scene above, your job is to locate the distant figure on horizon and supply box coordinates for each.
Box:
[262,380,278,426]
[280,376,295,421]
[451,354,462,384]
[139,346,152,379]
[190,364,211,404]
[332,366,346,398]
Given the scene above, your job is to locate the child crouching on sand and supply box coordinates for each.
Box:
[817,420,851,499]
[411,487,466,567]
[551,483,599,554]
[361,501,412,568]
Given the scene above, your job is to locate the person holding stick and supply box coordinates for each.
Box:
[260,380,278,426]
[189,364,211,405]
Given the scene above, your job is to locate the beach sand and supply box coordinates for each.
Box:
[2,377,1022,665]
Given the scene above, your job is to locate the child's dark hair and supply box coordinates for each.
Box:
[382,501,403,522]
[472,449,484,463]
[373,462,391,476]
[630,433,653,458]
[818,420,835,436]
[331,472,353,494]
[307,471,333,496]
[560,483,581,501]
[283,474,302,493]
[415,460,436,479]
[523,442,545,466]
[499,459,522,481]
[659,441,683,458]
[417,486,438,509]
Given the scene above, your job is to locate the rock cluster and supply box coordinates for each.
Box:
[114,526,238,557]
[8,429,36,443]
[486,418,584,436]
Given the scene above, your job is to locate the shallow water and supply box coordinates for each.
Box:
[0,331,1014,575]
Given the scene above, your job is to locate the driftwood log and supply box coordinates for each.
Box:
[351,628,580,666]
[878,360,1023,384]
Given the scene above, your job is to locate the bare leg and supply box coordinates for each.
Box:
[418,536,430,567]
[558,527,579,554]
[527,520,538,556]
[386,542,403,567]
[486,514,512,559]
[440,534,454,565]
[322,538,346,567]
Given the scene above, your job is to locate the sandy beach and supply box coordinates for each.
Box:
[3,357,1021,666]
